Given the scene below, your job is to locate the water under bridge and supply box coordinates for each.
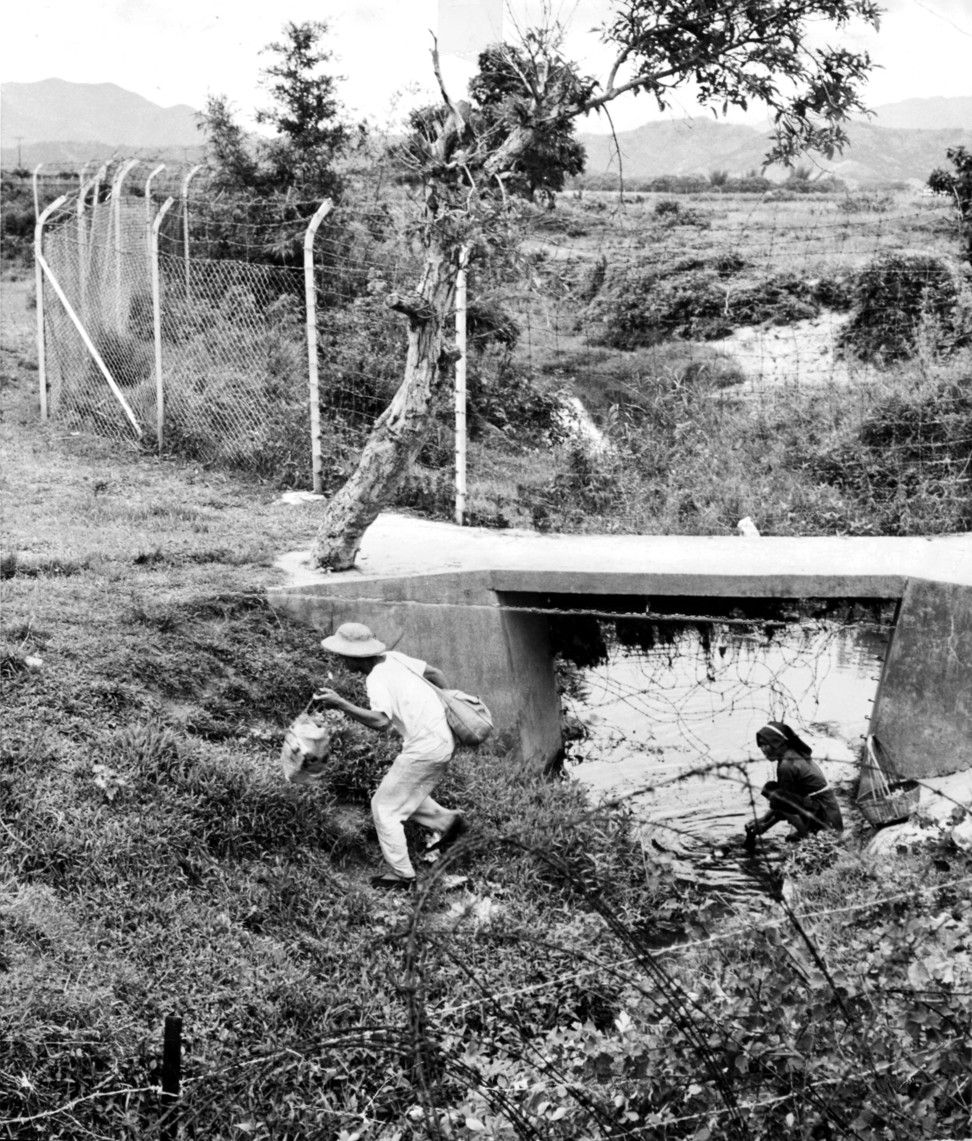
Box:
[269,516,972,779]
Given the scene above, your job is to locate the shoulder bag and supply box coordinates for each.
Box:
[401,659,494,746]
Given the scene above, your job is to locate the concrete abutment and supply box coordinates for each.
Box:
[269,532,972,778]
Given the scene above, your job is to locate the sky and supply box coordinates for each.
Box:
[2,0,970,135]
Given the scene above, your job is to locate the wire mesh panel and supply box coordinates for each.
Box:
[149,196,425,485]
[41,194,152,445]
[38,179,429,484]
[155,253,310,477]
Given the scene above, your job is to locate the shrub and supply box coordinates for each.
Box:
[928,144,972,264]
[90,327,153,389]
[597,257,823,349]
[838,250,972,363]
[654,198,681,217]
[801,367,972,533]
[0,177,36,265]
[466,357,570,446]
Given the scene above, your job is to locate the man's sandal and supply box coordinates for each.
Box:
[370,874,416,892]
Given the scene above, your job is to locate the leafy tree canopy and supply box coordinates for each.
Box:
[395,32,592,204]
[418,0,882,198]
[929,145,972,263]
[200,20,360,200]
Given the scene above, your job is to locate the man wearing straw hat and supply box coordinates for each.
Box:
[314,622,468,891]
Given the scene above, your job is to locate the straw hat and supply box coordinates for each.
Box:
[320,622,386,657]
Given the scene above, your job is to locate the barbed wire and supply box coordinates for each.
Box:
[0,1085,160,1127]
[430,873,972,1020]
[15,172,972,1139]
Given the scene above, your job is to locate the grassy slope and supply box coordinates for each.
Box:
[0,270,664,1135]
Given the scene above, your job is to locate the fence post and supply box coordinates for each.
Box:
[160,1013,182,1141]
[89,162,108,280]
[152,197,176,453]
[454,244,469,525]
[77,164,107,320]
[181,165,203,302]
[111,159,139,331]
[76,177,90,318]
[303,198,334,495]
[34,195,68,420]
[112,159,139,325]
[145,164,166,259]
[32,163,44,221]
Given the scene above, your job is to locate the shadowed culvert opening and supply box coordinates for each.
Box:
[502,593,899,898]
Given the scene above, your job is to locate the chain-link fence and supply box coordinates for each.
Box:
[32,167,972,529]
[35,168,426,489]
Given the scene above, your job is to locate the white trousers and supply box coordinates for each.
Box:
[370,742,456,879]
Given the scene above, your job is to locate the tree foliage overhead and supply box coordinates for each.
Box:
[592,0,883,162]
[467,38,593,202]
[415,0,882,199]
[395,32,592,204]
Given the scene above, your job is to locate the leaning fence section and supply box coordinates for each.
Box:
[36,176,424,486]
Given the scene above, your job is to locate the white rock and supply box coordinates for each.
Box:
[951,817,972,852]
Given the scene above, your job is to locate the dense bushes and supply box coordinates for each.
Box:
[804,372,972,533]
[1,172,84,266]
[0,175,35,264]
[594,254,849,349]
[839,249,972,363]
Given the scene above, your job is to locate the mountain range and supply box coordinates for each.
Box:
[2,80,970,186]
[1,79,202,167]
[575,114,972,186]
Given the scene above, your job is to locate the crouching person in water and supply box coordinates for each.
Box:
[745,721,843,847]
[314,623,467,892]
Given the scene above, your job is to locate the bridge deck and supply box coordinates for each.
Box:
[277,514,972,601]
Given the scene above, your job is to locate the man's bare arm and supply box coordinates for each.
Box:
[314,688,392,732]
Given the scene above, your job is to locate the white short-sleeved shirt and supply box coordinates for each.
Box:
[366,651,453,755]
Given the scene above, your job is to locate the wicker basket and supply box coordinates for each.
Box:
[856,780,921,826]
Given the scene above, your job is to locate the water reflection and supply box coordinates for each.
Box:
[565,622,889,888]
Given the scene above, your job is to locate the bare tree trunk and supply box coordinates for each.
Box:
[311,237,459,570]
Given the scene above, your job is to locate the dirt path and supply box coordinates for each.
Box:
[716,309,872,390]
[1,274,38,410]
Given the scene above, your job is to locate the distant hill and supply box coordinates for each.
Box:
[3,78,970,187]
[868,96,972,130]
[1,79,202,165]
[575,112,972,187]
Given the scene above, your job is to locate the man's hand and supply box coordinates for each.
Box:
[312,689,391,733]
[313,688,344,708]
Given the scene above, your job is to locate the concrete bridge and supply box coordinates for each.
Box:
[269,516,972,779]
